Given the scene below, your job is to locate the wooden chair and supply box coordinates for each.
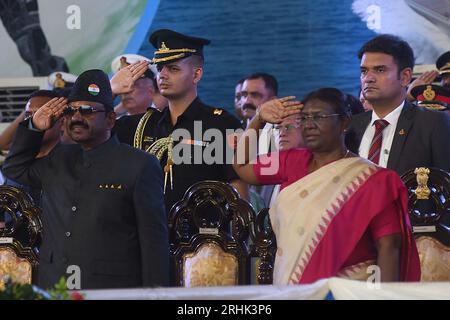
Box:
[168,180,276,287]
[0,185,42,285]
[252,207,277,284]
[400,167,450,281]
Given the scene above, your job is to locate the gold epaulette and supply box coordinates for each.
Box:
[133,108,175,193]
[146,136,174,193]
[133,109,155,150]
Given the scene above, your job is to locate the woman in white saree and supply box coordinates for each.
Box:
[233,88,420,284]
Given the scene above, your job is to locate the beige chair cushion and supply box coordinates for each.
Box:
[416,236,450,282]
[0,247,32,285]
[183,243,238,287]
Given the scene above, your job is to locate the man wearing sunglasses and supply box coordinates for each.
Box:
[3,69,169,290]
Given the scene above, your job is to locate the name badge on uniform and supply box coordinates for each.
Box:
[0,237,13,244]
[180,139,209,147]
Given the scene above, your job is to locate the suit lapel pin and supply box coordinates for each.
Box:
[399,129,405,136]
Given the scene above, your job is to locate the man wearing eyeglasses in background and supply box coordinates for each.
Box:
[259,115,304,208]
[2,69,169,290]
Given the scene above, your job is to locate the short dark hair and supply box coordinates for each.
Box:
[303,87,351,117]
[187,55,204,68]
[237,78,246,86]
[358,34,415,72]
[345,93,365,115]
[246,73,278,96]
[28,90,60,101]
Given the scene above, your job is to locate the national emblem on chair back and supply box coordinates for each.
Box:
[169,180,256,287]
[400,167,450,281]
[0,186,42,285]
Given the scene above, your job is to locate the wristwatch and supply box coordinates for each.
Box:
[24,111,33,121]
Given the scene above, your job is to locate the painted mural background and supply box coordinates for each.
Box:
[1,0,449,113]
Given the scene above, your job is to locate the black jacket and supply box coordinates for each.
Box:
[115,97,242,212]
[347,101,450,176]
[3,122,169,290]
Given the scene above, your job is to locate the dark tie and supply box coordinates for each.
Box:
[368,119,389,165]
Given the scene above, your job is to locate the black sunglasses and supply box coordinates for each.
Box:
[64,105,106,116]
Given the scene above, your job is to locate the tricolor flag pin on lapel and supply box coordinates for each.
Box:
[88,84,100,96]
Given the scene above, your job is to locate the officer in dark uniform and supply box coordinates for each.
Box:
[411,84,450,113]
[3,69,169,290]
[115,29,248,213]
[407,51,450,101]
[436,51,450,88]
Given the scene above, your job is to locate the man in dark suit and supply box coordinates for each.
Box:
[347,34,450,176]
[3,69,169,290]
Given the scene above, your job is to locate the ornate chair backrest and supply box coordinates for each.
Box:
[0,186,42,285]
[251,207,277,284]
[169,180,256,287]
[400,167,450,281]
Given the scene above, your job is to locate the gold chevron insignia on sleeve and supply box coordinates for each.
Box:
[118,185,122,190]
[110,185,115,189]
[105,185,109,189]
[213,109,223,116]
[99,184,104,189]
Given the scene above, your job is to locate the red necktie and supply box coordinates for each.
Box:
[368,119,389,165]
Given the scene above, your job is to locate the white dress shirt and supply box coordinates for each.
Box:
[359,101,404,168]
[269,184,280,208]
[258,123,278,155]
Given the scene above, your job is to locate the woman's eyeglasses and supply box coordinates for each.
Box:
[63,105,106,116]
[297,113,340,126]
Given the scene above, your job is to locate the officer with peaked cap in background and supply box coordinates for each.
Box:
[114,29,248,217]
[411,84,450,115]
[111,54,168,116]
[407,50,450,101]
[436,51,450,89]
[3,69,169,290]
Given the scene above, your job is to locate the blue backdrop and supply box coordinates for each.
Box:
[139,0,376,114]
